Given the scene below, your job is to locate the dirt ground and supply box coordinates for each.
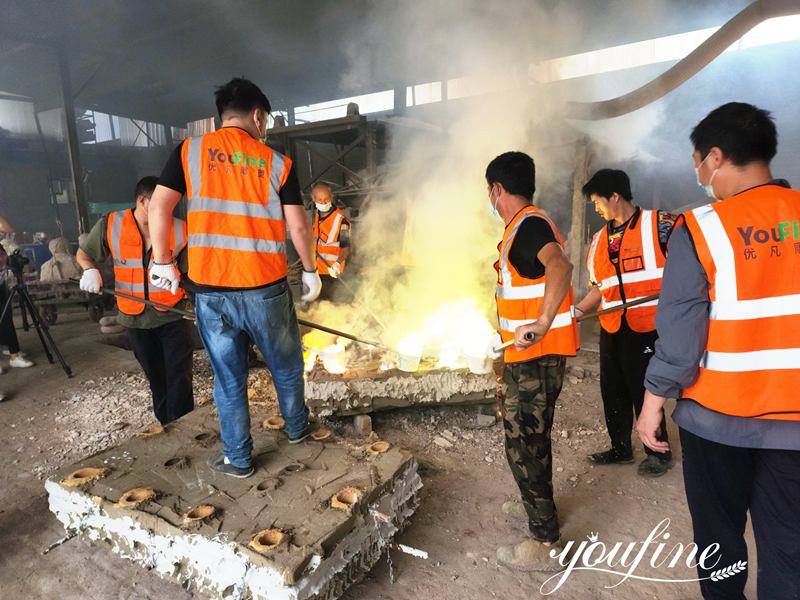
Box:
[0,308,758,599]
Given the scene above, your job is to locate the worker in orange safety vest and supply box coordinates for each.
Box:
[637,102,800,600]
[484,151,579,572]
[311,181,351,301]
[147,78,321,479]
[574,169,677,477]
[77,176,194,426]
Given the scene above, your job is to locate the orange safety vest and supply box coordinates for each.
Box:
[181,127,292,288]
[314,208,349,275]
[495,205,579,363]
[106,209,186,316]
[681,184,800,420]
[586,208,666,333]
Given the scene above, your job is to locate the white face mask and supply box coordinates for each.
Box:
[315,203,332,213]
[695,153,719,199]
[488,186,502,222]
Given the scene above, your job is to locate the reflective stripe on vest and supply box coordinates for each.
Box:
[106,210,186,315]
[586,209,665,333]
[495,205,579,363]
[183,129,290,288]
[314,208,347,275]
[681,185,800,420]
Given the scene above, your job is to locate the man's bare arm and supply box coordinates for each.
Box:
[514,242,573,349]
[575,286,602,315]
[284,205,316,271]
[76,248,98,270]
[148,185,183,263]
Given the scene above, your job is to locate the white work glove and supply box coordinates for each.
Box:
[149,261,181,295]
[487,331,503,360]
[79,268,103,294]
[301,269,322,302]
[329,261,341,278]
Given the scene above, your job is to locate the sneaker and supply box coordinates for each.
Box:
[637,454,673,478]
[501,500,529,520]
[206,449,254,479]
[496,537,564,572]
[587,448,635,465]
[0,391,6,402]
[288,423,317,444]
[9,355,34,368]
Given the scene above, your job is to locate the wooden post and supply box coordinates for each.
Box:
[567,137,591,298]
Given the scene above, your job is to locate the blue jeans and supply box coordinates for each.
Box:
[195,282,307,468]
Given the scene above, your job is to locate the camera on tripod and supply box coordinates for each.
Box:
[7,249,30,277]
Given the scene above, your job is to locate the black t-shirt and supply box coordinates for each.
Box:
[508,216,558,280]
[156,129,303,293]
[157,132,303,205]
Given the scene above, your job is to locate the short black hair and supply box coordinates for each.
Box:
[582,169,632,201]
[134,176,158,201]
[690,102,777,166]
[214,77,271,119]
[485,152,536,201]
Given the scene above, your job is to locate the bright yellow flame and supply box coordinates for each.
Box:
[397,332,424,357]
[303,330,337,351]
[303,349,318,372]
[395,299,494,369]
[320,342,347,374]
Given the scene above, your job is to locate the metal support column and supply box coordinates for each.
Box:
[58,52,89,234]
[567,138,591,297]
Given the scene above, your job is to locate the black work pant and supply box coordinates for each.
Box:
[126,318,194,426]
[599,321,669,457]
[680,427,800,600]
[0,282,20,354]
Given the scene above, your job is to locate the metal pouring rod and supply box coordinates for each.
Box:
[576,294,660,322]
[69,279,385,349]
[314,252,388,331]
[492,294,660,353]
[296,319,387,350]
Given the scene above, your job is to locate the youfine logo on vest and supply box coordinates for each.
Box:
[207,148,268,169]
[737,220,800,245]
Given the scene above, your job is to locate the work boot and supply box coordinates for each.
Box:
[637,454,673,478]
[501,500,528,520]
[587,448,635,465]
[288,422,318,444]
[207,449,254,479]
[497,537,563,572]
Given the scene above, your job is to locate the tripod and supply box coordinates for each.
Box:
[1,267,72,378]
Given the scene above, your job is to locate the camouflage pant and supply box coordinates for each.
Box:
[501,355,566,543]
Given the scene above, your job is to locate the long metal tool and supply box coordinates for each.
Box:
[314,252,388,331]
[493,294,660,352]
[70,280,385,349]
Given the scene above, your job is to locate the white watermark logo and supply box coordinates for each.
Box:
[539,518,747,595]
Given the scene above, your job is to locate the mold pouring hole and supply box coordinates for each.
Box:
[249,529,285,554]
[164,456,189,469]
[331,486,363,511]
[184,505,216,522]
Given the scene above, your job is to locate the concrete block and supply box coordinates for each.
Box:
[46,405,421,600]
[303,367,497,418]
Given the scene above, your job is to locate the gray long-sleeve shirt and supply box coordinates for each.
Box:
[644,185,800,450]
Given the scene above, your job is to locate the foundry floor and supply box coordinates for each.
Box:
[0,308,758,600]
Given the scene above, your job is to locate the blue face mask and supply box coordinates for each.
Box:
[695,153,718,199]
[488,188,502,222]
